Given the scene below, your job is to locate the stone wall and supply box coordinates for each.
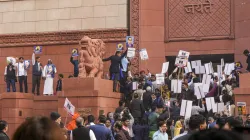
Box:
[135,0,250,73]
[0,0,127,34]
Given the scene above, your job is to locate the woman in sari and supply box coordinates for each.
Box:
[174,120,183,137]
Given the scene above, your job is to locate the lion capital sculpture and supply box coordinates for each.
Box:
[78,36,105,78]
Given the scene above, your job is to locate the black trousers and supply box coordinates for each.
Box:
[120,71,127,93]
[32,75,41,95]
[18,76,28,93]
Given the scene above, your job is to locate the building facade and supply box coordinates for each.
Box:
[0,0,249,90]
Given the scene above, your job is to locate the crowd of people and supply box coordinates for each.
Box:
[3,44,250,140]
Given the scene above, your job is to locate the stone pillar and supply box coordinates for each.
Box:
[234,73,250,116]
[0,93,34,138]
[57,78,121,124]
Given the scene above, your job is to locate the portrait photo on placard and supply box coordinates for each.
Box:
[6,57,16,65]
[47,64,55,74]
[116,43,124,51]
[34,46,42,54]
[24,60,30,69]
[126,36,134,47]
[71,48,78,57]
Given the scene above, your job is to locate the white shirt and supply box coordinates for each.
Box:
[15,62,27,76]
[172,131,188,140]
[70,129,96,140]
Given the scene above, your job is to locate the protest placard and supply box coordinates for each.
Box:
[139,49,149,60]
[178,50,190,58]
[24,60,30,69]
[117,43,124,51]
[180,100,193,119]
[64,98,75,116]
[34,46,42,54]
[195,66,205,74]
[171,79,182,93]
[194,83,205,99]
[161,62,169,74]
[205,97,215,112]
[175,57,188,67]
[127,48,135,58]
[191,60,201,69]
[237,102,247,115]
[71,48,78,57]
[156,74,165,85]
[202,74,211,85]
[126,36,134,47]
[205,63,213,74]
[132,82,138,90]
[6,57,16,65]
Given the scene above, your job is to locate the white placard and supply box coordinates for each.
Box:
[218,103,225,112]
[139,48,149,60]
[185,101,193,119]
[217,65,222,76]
[194,83,205,99]
[203,84,210,93]
[156,74,165,85]
[6,57,17,65]
[171,79,182,93]
[224,63,235,75]
[184,62,192,73]
[221,58,224,67]
[184,67,189,74]
[206,97,212,112]
[205,63,213,74]
[191,60,201,69]
[180,100,187,116]
[175,57,188,67]
[127,48,135,58]
[237,102,246,106]
[178,50,190,58]
[202,74,211,85]
[195,66,205,74]
[132,82,138,90]
[180,100,193,119]
[187,62,192,72]
[64,98,75,116]
[161,62,169,74]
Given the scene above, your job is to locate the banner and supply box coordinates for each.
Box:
[64,98,75,116]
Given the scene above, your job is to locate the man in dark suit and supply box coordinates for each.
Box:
[243,49,250,72]
[143,86,152,111]
[0,120,9,140]
[72,117,96,140]
[89,115,113,140]
[129,93,145,121]
[115,100,125,114]
[102,49,127,92]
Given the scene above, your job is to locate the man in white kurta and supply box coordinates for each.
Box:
[43,59,57,95]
